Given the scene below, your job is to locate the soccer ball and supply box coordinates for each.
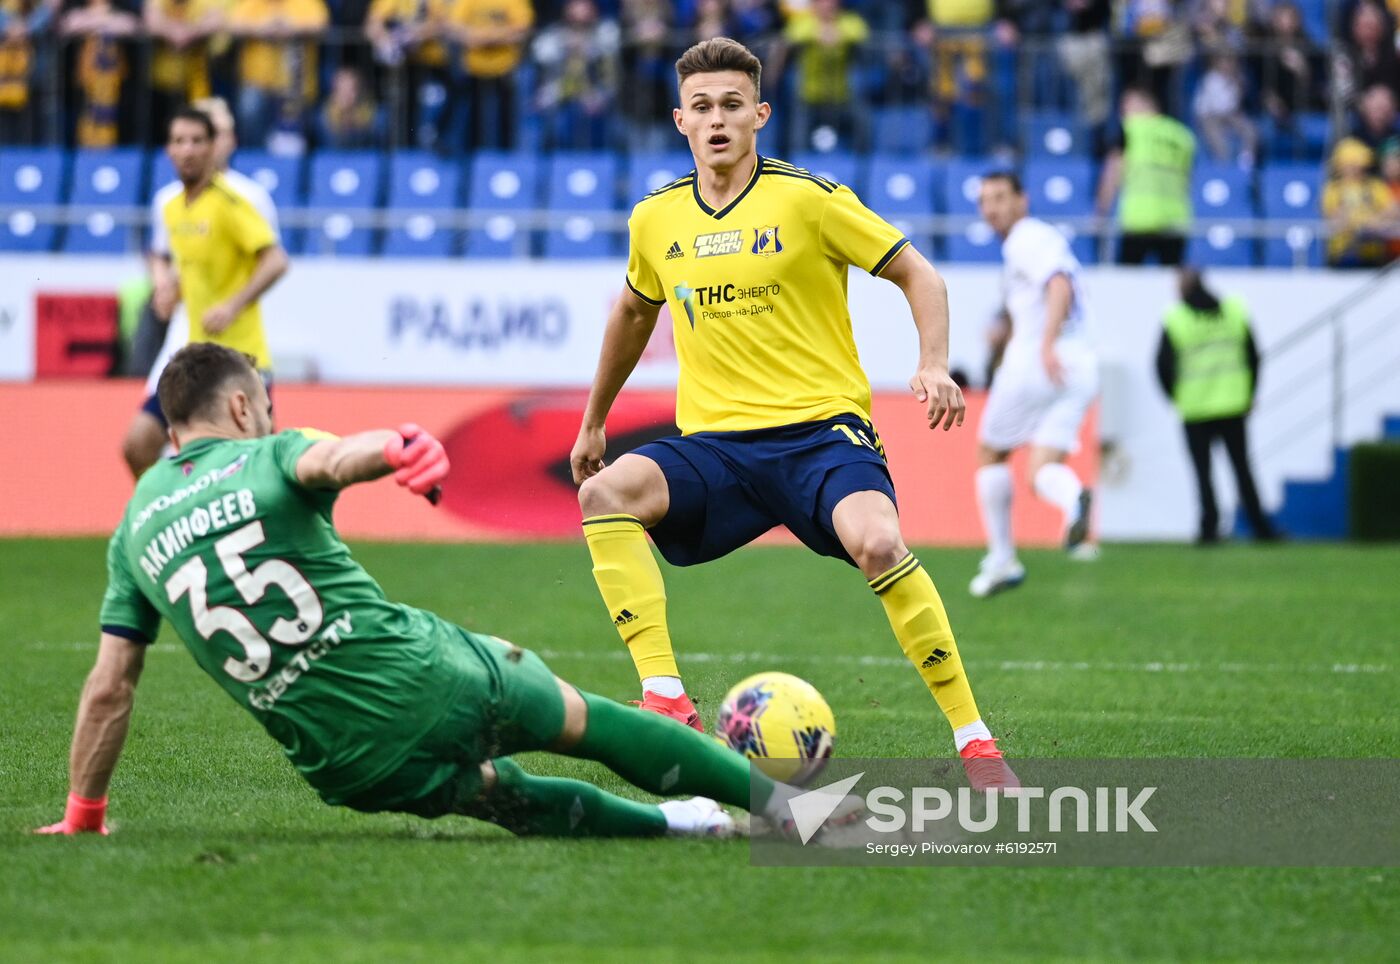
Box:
[715,672,835,785]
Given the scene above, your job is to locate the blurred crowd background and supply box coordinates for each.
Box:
[7,1,1400,266]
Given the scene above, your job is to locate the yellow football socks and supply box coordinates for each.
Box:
[869,553,981,730]
[582,515,679,680]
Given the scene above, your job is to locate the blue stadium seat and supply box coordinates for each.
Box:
[465,152,540,258]
[872,105,933,154]
[866,157,935,254]
[383,152,461,257]
[64,149,145,253]
[1262,112,1332,162]
[1192,164,1254,218]
[625,152,693,205]
[1187,226,1256,267]
[791,152,860,192]
[945,220,1001,263]
[0,147,65,252]
[543,153,620,258]
[149,153,176,192]
[1024,159,1095,216]
[1261,165,1322,267]
[941,158,1002,216]
[1025,112,1090,159]
[304,152,382,256]
[231,151,305,209]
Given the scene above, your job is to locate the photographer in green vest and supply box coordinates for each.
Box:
[1156,268,1280,544]
[1096,87,1196,265]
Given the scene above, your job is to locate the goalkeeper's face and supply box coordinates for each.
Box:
[674,71,770,173]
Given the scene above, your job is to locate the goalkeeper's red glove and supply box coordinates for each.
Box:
[34,792,109,836]
[383,423,449,497]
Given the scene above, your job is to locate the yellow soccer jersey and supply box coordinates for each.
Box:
[626,154,910,434]
[163,174,277,368]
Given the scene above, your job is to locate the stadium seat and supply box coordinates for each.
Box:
[625,152,693,204]
[791,152,859,192]
[382,152,462,258]
[1261,112,1332,162]
[1024,159,1095,217]
[1192,164,1254,218]
[63,148,145,253]
[1025,112,1090,158]
[866,156,935,254]
[465,152,540,258]
[0,147,65,252]
[944,219,1001,263]
[1187,225,1256,267]
[149,153,176,192]
[1260,165,1322,267]
[304,152,382,256]
[872,105,933,154]
[231,151,305,209]
[941,158,1002,216]
[542,152,619,258]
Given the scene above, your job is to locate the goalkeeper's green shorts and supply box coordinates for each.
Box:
[339,632,567,818]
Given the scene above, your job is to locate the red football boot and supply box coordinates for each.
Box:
[960,738,1021,791]
[634,691,704,732]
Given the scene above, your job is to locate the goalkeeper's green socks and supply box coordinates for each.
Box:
[572,691,784,816]
[464,758,667,837]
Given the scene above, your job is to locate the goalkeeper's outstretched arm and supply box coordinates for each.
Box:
[35,633,147,835]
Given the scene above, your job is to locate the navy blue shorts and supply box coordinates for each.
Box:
[633,414,896,568]
[141,371,274,429]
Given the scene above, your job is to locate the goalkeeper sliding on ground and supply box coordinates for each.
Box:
[36,342,802,840]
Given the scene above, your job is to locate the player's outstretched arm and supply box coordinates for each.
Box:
[571,286,663,483]
[879,245,966,432]
[35,634,147,835]
[295,424,449,496]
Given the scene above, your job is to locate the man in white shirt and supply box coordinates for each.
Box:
[970,172,1099,597]
[120,96,282,479]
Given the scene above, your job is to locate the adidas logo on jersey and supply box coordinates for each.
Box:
[665,241,684,260]
[614,609,639,625]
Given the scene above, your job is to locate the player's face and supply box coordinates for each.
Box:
[978,180,1025,237]
[167,119,214,185]
[236,376,275,438]
[674,71,770,172]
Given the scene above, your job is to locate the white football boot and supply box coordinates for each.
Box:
[969,556,1027,598]
[658,797,741,839]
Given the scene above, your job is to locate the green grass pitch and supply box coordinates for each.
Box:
[2,537,1396,962]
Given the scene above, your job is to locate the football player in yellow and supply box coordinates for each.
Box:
[570,37,1015,788]
[161,106,288,387]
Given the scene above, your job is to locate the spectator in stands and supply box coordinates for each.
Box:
[364,0,450,149]
[531,0,618,150]
[61,0,138,147]
[729,0,779,49]
[1350,83,1400,161]
[317,64,383,146]
[145,0,222,141]
[1056,0,1112,147]
[619,0,671,151]
[1155,268,1279,544]
[1191,0,1246,54]
[447,0,533,149]
[1382,137,1400,259]
[1193,52,1255,167]
[1322,137,1398,268]
[1333,1,1400,111]
[912,0,995,153]
[227,0,330,154]
[1116,0,1192,116]
[692,0,730,42]
[1257,1,1320,129]
[0,0,57,144]
[1097,86,1196,265]
[770,0,870,152]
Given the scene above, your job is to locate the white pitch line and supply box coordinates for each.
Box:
[15,641,1390,676]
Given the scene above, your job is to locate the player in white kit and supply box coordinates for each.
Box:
[970,172,1099,598]
[120,97,281,479]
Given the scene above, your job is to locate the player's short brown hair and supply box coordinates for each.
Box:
[157,342,260,427]
[981,171,1024,195]
[675,37,762,99]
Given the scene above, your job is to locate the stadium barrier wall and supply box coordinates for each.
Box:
[0,381,1092,545]
[4,256,1399,540]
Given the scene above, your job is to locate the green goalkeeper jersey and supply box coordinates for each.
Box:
[100,429,478,800]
